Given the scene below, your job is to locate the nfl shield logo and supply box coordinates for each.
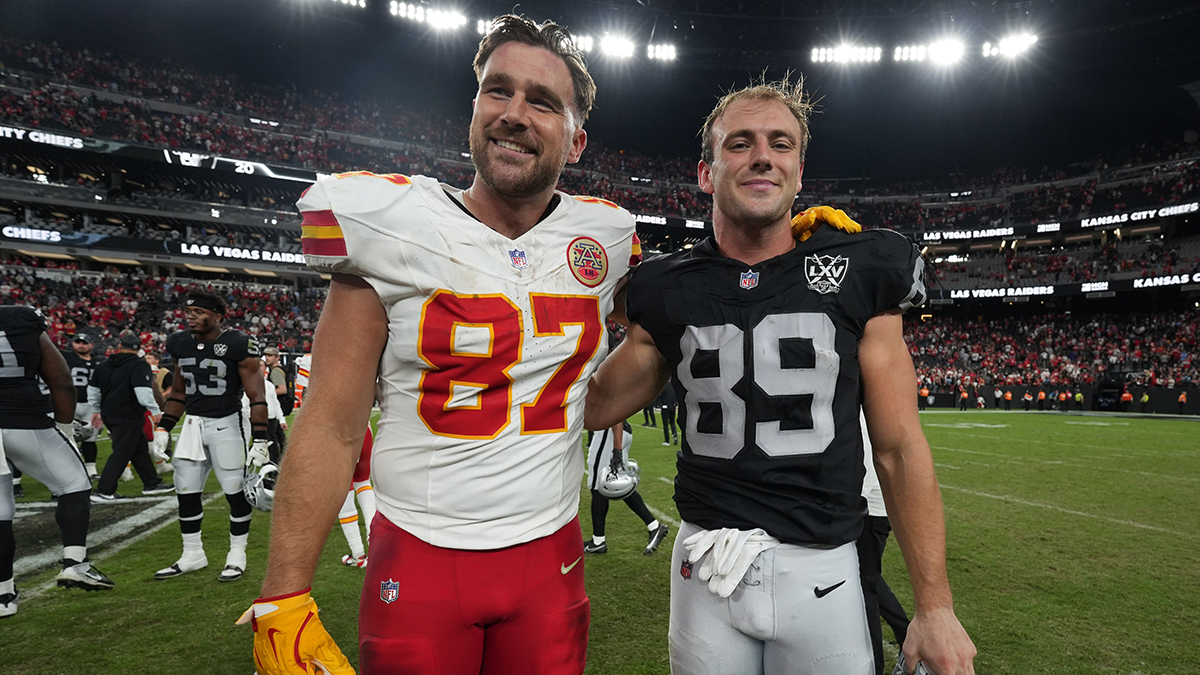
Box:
[804,254,849,295]
[680,559,693,580]
[380,578,399,604]
[508,248,528,270]
[739,270,759,289]
[213,343,228,357]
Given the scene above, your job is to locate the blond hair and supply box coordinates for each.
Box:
[700,75,814,163]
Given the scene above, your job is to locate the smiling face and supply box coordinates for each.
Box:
[698,97,805,231]
[468,41,587,200]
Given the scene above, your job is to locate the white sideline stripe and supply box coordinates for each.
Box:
[939,484,1198,539]
[658,476,672,485]
[20,493,222,602]
[647,505,680,528]
[932,445,1199,483]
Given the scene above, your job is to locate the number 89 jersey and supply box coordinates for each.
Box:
[627,226,925,547]
[299,172,638,550]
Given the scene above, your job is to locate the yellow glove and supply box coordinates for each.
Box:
[791,206,862,242]
[237,588,355,675]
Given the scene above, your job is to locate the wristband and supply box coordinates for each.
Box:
[252,426,268,441]
[157,414,179,432]
[249,401,268,408]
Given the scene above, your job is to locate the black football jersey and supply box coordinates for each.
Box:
[62,349,96,403]
[165,329,261,418]
[0,305,54,429]
[627,226,925,547]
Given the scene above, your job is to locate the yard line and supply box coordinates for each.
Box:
[20,493,222,602]
[947,431,1192,459]
[939,484,1198,539]
[647,505,680,528]
[932,445,1199,482]
[933,463,964,470]
[658,476,673,485]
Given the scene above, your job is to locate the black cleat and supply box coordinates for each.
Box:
[143,483,175,496]
[644,524,670,555]
[57,559,115,591]
[583,540,608,555]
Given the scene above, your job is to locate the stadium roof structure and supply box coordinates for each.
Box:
[2,0,1199,178]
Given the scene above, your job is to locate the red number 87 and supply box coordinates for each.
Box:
[417,290,603,439]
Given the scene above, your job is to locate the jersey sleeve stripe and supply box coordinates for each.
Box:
[629,233,643,267]
[300,210,348,256]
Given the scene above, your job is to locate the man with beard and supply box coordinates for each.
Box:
[241,16,856,675]
[61,334,100,479]
[152,289,269,583]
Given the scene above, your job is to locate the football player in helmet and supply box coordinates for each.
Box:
[585,78,976,675]
[2,305,114,618]
[153,289,269,583]
[584,420,669,556]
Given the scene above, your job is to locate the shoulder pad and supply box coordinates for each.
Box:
[0,305,48,334]
[298,172,423,274]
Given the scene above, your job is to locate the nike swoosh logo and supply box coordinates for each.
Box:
[216,426,228,431]
[561,556,582,575]
[814,580,846,598]
[267,627,282,657]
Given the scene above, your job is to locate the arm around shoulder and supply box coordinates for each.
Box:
[585,322,669,431]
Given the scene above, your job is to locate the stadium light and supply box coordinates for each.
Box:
[811,45,882,64]
[928,40,964,64]
[601,35,635,59]
[389,2,466,30]
[572,35,594,52]
[333,0,367,8]
[648,44,676,60]
[893,45,928,61]
[996,33,1038,58]
[476,19,489,35]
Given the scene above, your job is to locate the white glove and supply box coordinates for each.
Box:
[247,439,271,468]
[682,527,780,598]
[151,429,171,461]
[56,421,79,451]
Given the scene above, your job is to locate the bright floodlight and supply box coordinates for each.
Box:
[477,19,489,35]
[601,35,635,58]
[426,9,467,30]
[337,0,366,7]
[928,40,964,64]
[572,35,594,52]
[812,45,881,63]
[893,45,927,61]
[648,44,676,60]
[998,33,1038,57]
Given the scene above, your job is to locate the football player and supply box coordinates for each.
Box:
[584,79,976,675]
[1,305,114,618]
[583,420,669,556]
[289,353,377,567]
[62,334,100,479]
[152,289,269,583]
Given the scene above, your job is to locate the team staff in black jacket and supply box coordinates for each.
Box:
[88,334,174,501]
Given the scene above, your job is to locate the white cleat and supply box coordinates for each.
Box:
[341,554,368,568]
[0,590,19,618]
[154,551,208,580]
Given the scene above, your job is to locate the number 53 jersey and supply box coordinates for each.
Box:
[626,226,925,547]
[300,172,638,550]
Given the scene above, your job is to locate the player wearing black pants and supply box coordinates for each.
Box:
[659,380,678,445]
[1,306,113,618]
[88,334,173,500]
[62,335,99,479]
[583,422,669,555]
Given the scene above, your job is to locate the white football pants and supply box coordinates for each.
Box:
[669,520,874,675]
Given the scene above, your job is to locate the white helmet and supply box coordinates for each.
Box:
[244,463,279,511]
[72,420,91,445]
[597,458,641,499]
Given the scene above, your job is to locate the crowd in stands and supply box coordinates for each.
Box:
[0,257,325,354]
[908,312,1199,392]
[927,237,1200,288]
[3,35,1200,229]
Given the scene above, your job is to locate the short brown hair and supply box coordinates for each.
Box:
[700,75,814,164]
[473,15,596,125]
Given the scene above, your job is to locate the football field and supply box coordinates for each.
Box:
[2,411,1198,674]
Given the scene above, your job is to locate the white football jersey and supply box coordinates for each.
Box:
[293,353,312,395]
[300,172,638,549]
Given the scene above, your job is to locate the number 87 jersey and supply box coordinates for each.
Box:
[626,226,926,547]
[299,172,638,550]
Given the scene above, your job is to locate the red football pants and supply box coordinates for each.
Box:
[359,515,590,675]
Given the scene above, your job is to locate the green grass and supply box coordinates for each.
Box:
[3,411,1198,673]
